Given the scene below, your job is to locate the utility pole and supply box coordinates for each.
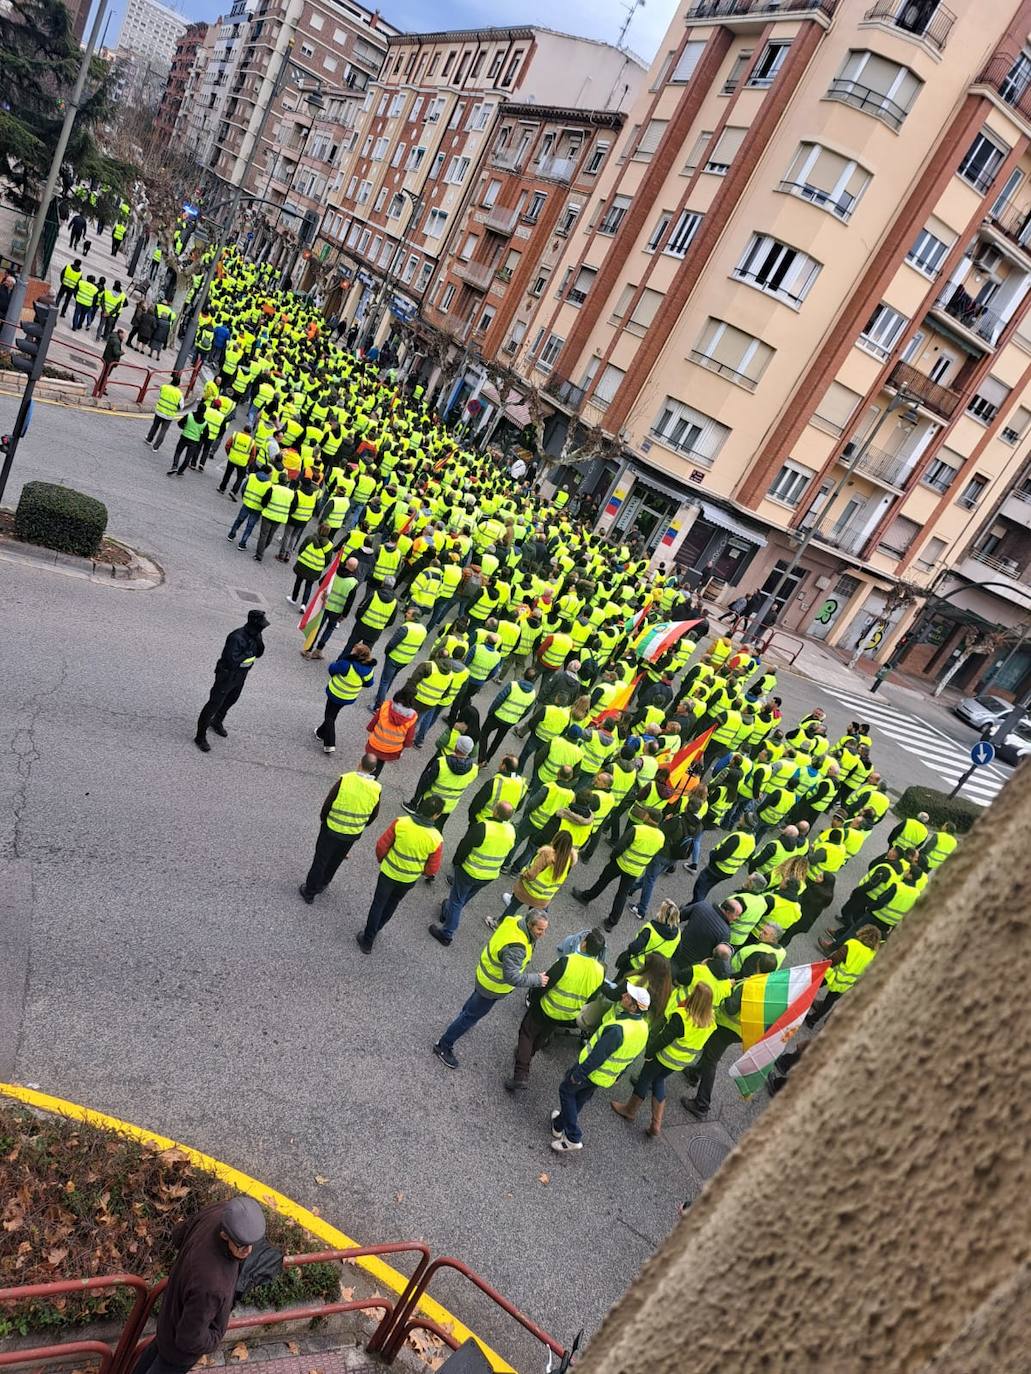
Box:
[360,190,423,352]
[745,386,915,642]
[0,300,58,502]
[0,0,110,346]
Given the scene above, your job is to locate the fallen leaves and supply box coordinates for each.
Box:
[47,1247,70,1267]
[538,1173,550,1185]
[229,1342,249,1362]
[409,1328,448,1371]
[286,1342,300,1356]
[314,1174,330,1185]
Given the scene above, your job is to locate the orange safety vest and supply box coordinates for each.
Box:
[368,702,408,757]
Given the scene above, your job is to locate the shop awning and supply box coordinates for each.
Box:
[698,501,767,548]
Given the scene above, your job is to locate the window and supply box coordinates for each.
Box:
[781,143,871,219]
[705,126,746,176]
[374,187,388,213]
[585,141,609,175]
[858,302,908,359]
[471,49,485,77]
[391,142,406,167]
[442,50,456,77]
[389,94,405,118]
[683,130,713,175]
[455,50,471,83]
[626,288,664,336]
[323,56,337,73]
[634,119,668,161]
[525,191,547,221]
[647,212,672,252]
[672,40,706,82]
[402,255,418,284]
[828,50,921,130]
[651,397,730,464]
[429,151,445,179]
[356,179,372,204]
[370,235,381,260]
[502,49,524,87]
[424,207,449,238]
[387,193,405,219]
[929,354,954,383]
[441,283,455,310]
[530,274,548,297]
[372,136,388,160]
[488,50,504,78]
[482,178,502,208]
[958,132,1007,194]
[558,203,580,236]
[748,40,790,87]
[408,146,426,171]
[1000,52,1031,104]
[598,194,631,235]
[468,101,493,131]
[346,175,358,200]
[418,262,433,291]
[611,283,636,322]
[446,155,471,184]
[409,97,423,122]
[567,265,597,306]
[692,318,774,390]
[957,474,988,509]
[666,210,702,257]
[967,376,1010,425]
[907,221,952,276]
[536,332,564,371]
[358,227,371,254]
[768,460,815,507]
[721,51,752,94]
[447,101,466,130]
[592,363,625,406]
[299,41,314,58]
[921,454,958,492]
[915,535,947,571]
[877,515,920,558]
[309,12,323,28]
[1002,405,1031,445]
[733,234,821,307]
[362,135,373,157]
[425,96,444,122]
[813,380,862,436]
[377,95,389,117]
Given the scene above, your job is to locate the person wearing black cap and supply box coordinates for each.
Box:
[195,610,269,752]
[132,1196,266,1374]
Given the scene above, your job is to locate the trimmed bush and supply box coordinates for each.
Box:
[895,784,982,832]
[14,481,107,558]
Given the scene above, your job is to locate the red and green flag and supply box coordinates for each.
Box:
[632,618,702,663]
[728,962,830,1099]
[298,551,340,650]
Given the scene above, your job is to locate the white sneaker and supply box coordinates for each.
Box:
[502,892,513,904]
[550,1109,563,1139]
[483,915,498,931]
[323,745,335,754]
[287,594,296,604]
[629,904,643,920]
[551,1135,582,1153]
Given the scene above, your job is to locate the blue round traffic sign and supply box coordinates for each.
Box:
[970,740,995,766]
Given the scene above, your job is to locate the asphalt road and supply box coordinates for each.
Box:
[0,400,990,1365]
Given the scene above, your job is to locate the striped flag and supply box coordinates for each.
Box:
[592,674,640,725]
[298,551,341,649]
[632,618,702,663]
[624,596,654,636]
[728,962,830,1099]
[665,724,715,799]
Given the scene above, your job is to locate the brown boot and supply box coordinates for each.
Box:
[611,1094,644,1122]
[647,1099,666,1138]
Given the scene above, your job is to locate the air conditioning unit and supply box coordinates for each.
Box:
[975,244,1003,275]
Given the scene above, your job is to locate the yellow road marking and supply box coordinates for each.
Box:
[0,1082,514,1371]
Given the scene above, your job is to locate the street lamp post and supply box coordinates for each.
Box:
[359,189,423,353]
[745,386,918,641]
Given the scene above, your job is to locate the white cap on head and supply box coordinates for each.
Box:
[455,735,474,755]
[626,984,651,1010]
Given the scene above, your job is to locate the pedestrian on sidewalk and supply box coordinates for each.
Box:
[56,259,82,315]
[98,329,124,392]
[195,610,269,752]
[68,210,88,249]
[167,401,208,476]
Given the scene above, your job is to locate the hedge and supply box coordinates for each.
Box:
[0,1103,340,1339]
[894,785,982,833]
[14,481,108,558]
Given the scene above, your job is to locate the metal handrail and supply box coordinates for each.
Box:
[974,53,1031,124]
[0,1340,114,1374]
[0,1272,150,1374]
[863,0,955,51]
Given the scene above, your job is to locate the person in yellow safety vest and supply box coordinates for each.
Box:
[358,795,445,954]
[344,577,399,654]
[505,926,607,1090]
[276,478,319,561]
[551,982,650,1152]
[614,900,682,977]
[198,394,231,470]
[409,561,443,614]
[374,607,428,708]
[612,980,715,1138]
[478,669,539,765]
[290,524,335,606]
[921,822,958,870]
[303,555,360,659]
[537,627,574,671]
[253,472,295,562]
[844,773,890,821]
[111,219,127,256]
[692,820,756,904]
[468,756,528,826]
[807,822,849,879]
[805,925,881,1027]
[371,539,403,587]
[535,723,585,786]
[433,910,551,1070]
[888,810,931,852]
[228,463,273,550]
[149,244,163,281]
[57,257,83,315]
[298,752,383,903]
[572,804,665,932]
[404,733,479,831]
[95,280,126,341]
[429,801,517,945]
[71,273,100,333]
[219,425,255,499]
[314,642,376,754]
[145,370,183,450]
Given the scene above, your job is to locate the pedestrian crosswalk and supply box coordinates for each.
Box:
[818,685,1010,807]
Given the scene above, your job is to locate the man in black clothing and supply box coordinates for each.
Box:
[428,801,515,944]
[505,927,606,1090]
[675,897,740,967]
[195,610,269,751]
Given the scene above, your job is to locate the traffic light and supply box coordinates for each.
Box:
[12,300,57,381]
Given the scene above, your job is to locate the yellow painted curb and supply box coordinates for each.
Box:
[0,1083,513,1371]
[23,395,149,418]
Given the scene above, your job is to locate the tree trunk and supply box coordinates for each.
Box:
[932,648,971,697]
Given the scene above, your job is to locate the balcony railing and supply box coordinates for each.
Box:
[544,375,586,410]
[888,359,962,419]
[974,54,1031,125]
[483,204,518,235]
[689,349,758,391]
[842,441,913,489]
[685,0,835,17]
[966,547,1029,580]
[538,156,575,183]
[826,78,907,130]
[813,519,871,555]
[491,149,523,171]
[987,195,1031,251]
[931,283,1003,347]
[453,259,494,291]
[863,0,955,52]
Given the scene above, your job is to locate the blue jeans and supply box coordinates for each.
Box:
[426,596,456,631]
[414,704,442,746]
[230,508,259,545]
[439,989,497,1050]
[631,854,668,918]
[72,302,89,330]
[374,657,402,709]
[556,1067,595,1144]
[362,872,411,945]
[440,867,488,939]
[633,1057,675,1102]
[342,500,367,534]
[689,832,703,866]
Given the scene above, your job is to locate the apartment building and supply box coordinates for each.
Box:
[178,23,221,167]
[156,22,210,143]
[116,0,187,69]
[318,27,645,340]
[480,0,1031,682]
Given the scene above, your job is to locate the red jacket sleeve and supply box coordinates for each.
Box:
[423,843,443,877]
[374,821,396,863]
[402,716,417,746]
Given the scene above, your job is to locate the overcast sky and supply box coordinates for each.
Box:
[102,0,675,62]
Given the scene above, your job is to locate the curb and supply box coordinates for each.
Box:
[0,385,149,417]
[0,531,164,587]
[0,1083,512,1372]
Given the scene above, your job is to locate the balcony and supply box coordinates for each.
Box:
[685,0,835,18]
[483,204,518,236]
[538,156,575,183]
[841,441,913,490]
[491,149,523,171]
[812,519,871,555]
[1001,487,1031,529]
[974,54,1031,128]
[958,548,1031,601]
[863,0,955,52]
[984,196,1031,264]
[888,359,962,420]
[453,258,495,292]
[544,374,586,411]
[930,282,1003,350]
